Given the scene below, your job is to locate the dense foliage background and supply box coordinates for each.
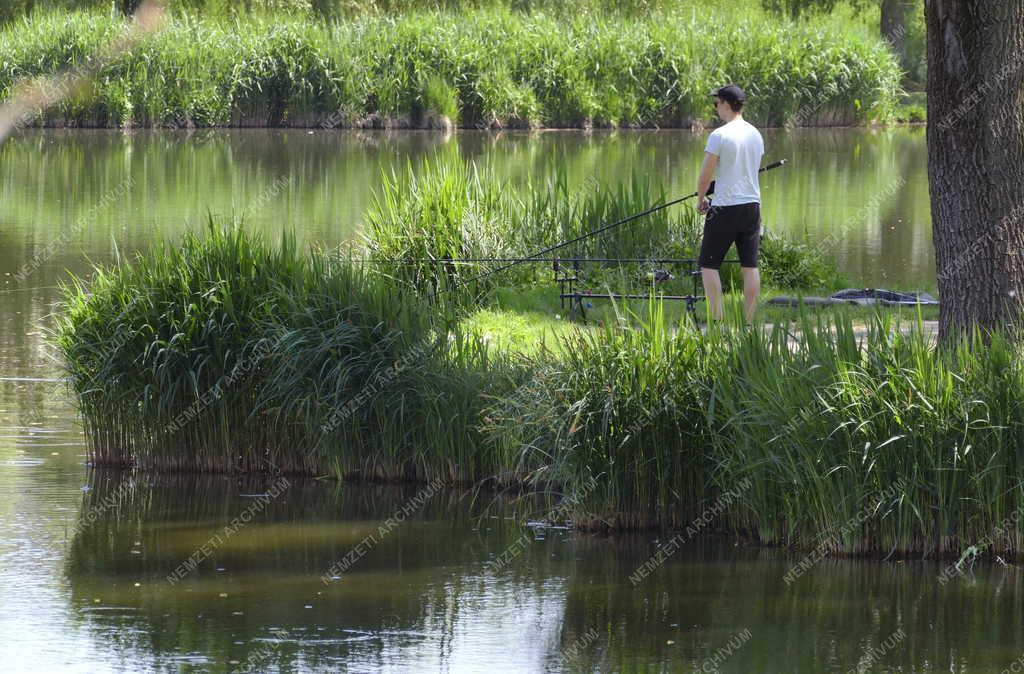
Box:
[0,1,925,93]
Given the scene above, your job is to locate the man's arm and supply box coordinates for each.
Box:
[697,151,718,214]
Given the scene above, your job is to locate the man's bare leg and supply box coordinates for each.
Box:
[742,266,760,323]
[701,268,724,321]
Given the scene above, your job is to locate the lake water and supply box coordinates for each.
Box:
[0,127,933,294]
[5,432,1024,672]
[4,128,1008,674]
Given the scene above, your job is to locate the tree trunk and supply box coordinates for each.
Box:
[926,0,1024,342]
[120,0,144,14]
[881,0,909,62]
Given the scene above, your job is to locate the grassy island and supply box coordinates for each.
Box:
[53,157,1024,561]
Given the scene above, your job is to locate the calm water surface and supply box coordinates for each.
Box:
[7,128,1015,674]
[4,422,1024,672]
[0,127,933,292]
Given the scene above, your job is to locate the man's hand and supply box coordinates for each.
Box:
[696,151,718,216]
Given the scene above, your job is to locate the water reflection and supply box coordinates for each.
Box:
[0,128,933,292]
[65,473,578,672]
[61,471,1024,673]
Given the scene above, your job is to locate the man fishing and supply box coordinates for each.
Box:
[696,84,764,323]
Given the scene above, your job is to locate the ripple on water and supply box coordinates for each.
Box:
[1,458,46,466]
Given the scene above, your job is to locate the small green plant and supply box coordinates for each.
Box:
[895,103,926,123]
[758,231,849,290]
[419,73,460,123]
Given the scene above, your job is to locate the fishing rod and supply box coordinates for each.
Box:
[432,159,787,296]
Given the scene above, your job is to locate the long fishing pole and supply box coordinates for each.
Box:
[433,159,787,296]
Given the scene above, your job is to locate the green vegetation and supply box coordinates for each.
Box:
[0,0,826,23]
[894,91,927,123]
[459,286,938,356]
[482,306,1024,559]
[364,157,704,294]
[894,103,926,124]
[56,214,1024,560]
[54,224,503,480]
[365,155,847,297]
[484,303,722,530]
[712,316,1024,557]
[1,9,900,128]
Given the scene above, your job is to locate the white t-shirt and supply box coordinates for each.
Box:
[704,118,764,207]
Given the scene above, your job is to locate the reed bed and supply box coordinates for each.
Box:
[363,156,693,295]
[364,154,843,296]
[1,9,899,128]
[709,315,1024,557]
[486,309,1024,557]
[55,224,304,471]
[54,222,506,481]
[57,225,1024,558]
[481,301,725,529]
[2,0,766,23]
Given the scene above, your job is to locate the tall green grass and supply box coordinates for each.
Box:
[482,301,725,529]
[54,222,505,480]
[1,9,900,128]
[487,308,1024,557]
[363,156,696,294]
[56,225,1024,558]
[709,315,1024,557]
[364,154,844,297]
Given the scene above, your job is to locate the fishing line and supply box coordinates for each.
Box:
[419,159,787,298]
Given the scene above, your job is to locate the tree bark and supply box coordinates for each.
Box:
[926,0,1024,342]
[881,0,909,62]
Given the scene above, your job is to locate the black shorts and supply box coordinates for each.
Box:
[698,202,761,269]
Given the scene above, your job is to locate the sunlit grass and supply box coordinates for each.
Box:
[364,153,846,302]
[0,9,900,128]
[56,215,1024,560]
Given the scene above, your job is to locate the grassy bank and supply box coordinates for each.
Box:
[2,9,900,129]
[55,221,1024,560]
[494,309,1024,559]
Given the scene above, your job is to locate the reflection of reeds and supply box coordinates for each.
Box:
[65,469,493,669]
[67,469,479,574]
[65,468,1024,671]
[557,534,1024,672]
[0,9,899,129]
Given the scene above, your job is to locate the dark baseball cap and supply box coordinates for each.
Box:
[709,84,747,104]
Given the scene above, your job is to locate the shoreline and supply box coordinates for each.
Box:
[76,463,1016,566]
[17,118,929,132]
